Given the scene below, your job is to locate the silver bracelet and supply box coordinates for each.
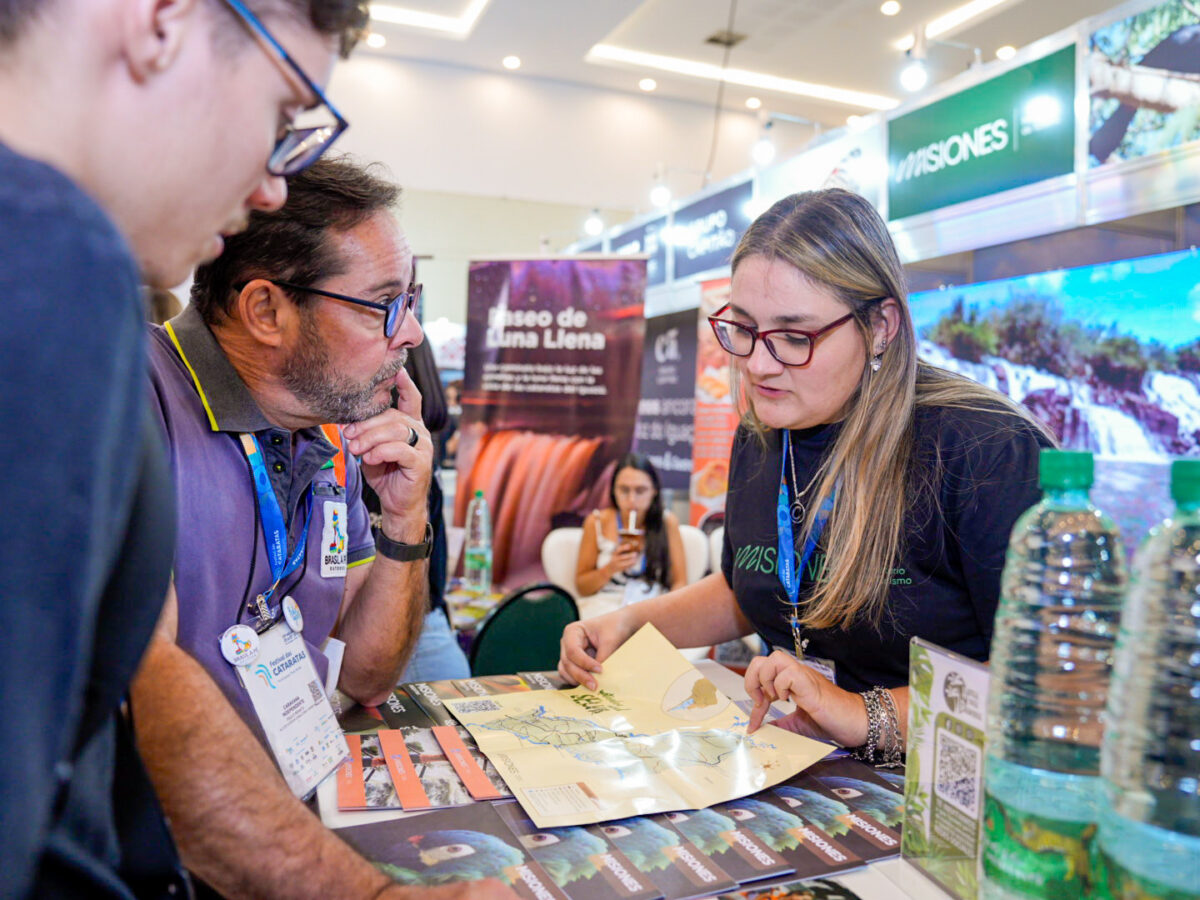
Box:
[848,686,903,768]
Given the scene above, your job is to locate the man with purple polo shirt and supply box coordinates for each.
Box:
[135,156,516,900]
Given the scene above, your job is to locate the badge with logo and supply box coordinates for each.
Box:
[238,623,348,799]
[282,595,304,633]
[220,624,260,667]
[320,501,348,577]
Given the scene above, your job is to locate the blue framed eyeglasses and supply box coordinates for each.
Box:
[272,280,423,338]
[220,0,349,175]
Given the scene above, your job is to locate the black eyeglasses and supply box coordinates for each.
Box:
[273,280,422,338]
[708,304,857,368]
[221,0,348,175]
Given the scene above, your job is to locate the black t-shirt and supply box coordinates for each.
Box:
[721,403,1050,692]
[0,143,182,897]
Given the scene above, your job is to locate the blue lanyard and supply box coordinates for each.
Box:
[777,430,835,656]
[240,434,312,621]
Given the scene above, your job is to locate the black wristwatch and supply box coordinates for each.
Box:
[375,522,433,562]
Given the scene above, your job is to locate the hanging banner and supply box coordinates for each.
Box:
[673,181,755,280]
[1088,0,1200,166]
[457,258,647,585]
[633,309,699,491]
[758,123,889,215]
[611,216,669,287]
[689,278,740,526]
[888,46,1076,220]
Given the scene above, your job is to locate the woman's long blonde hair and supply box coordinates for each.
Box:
[730,189,1052,630]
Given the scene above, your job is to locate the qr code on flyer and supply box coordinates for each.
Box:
[934,726,981,818]
[307,679,324,704]
[454,699,502,714]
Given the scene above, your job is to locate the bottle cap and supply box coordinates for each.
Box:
[1171,459,1200,505]
[1039,449,1093,490]
[475,489,484,498]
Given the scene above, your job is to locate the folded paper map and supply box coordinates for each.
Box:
[443,624,830,827]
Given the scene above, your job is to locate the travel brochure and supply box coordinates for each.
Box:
[329,662,897,896]
[441,626,830,828]
[332,754,902,898]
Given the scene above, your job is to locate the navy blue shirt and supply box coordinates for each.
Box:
[0,144,182,897]
[722,402,1051,692]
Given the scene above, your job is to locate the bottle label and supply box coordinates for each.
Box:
[1093,845,1198,900]
[981,790,1097,899]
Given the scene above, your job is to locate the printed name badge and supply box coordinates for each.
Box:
[320,501,348,578]
[802,656,837,684]
[236,623,348,798]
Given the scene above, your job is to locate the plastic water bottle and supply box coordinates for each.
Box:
[980,450,1127,900]
[463,489,492,595]
[1094,459,1200,900]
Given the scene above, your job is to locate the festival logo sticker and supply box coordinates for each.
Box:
[219,624,260,667]
[320,501,348,577]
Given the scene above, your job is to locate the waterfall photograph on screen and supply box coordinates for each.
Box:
[909,247,1200,551]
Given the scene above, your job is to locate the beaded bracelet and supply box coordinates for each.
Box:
[848,686,903,768]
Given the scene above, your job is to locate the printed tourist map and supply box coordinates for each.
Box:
[443,625,830,828]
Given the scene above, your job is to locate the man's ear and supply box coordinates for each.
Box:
[121,0,202,82]
[235,279,293,349]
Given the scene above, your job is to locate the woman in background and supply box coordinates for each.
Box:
[575,453,687,602]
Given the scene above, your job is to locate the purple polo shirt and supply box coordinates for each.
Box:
[147,304,375,724]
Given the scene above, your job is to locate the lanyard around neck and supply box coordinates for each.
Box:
[777,430,835,654]
[240,433,313,621]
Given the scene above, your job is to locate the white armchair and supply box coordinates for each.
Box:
[540,527,583,599]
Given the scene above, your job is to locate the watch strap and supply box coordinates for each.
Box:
[375,522,433,562]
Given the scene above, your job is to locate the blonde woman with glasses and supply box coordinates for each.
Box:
[559,189,1053,765]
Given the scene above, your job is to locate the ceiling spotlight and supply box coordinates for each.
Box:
[650,182,671,208]
[502,55,521,70]
[365,32,387,49]
[639,77,658,92]
[995,45,1016,61]
[880,1,901,15]
[846,114,864,128]
[900,57,928,91]
[584,209,604,237]
[745,96,762,110]
[752,121,776,167]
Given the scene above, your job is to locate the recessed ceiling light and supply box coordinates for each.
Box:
[502,55,521,70]
[880,1,901,15]
[639,77,657,91]
[587,44,897,110]
[846,114,864,127]
[365,32,387,49]
[745,96,762,110]
[995,45,1016,60]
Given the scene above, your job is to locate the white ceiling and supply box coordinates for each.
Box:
[363,0,1123,127]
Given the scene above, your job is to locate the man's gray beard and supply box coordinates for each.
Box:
[281,319,407,424]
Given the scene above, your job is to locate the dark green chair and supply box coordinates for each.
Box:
[468,582,579,676]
